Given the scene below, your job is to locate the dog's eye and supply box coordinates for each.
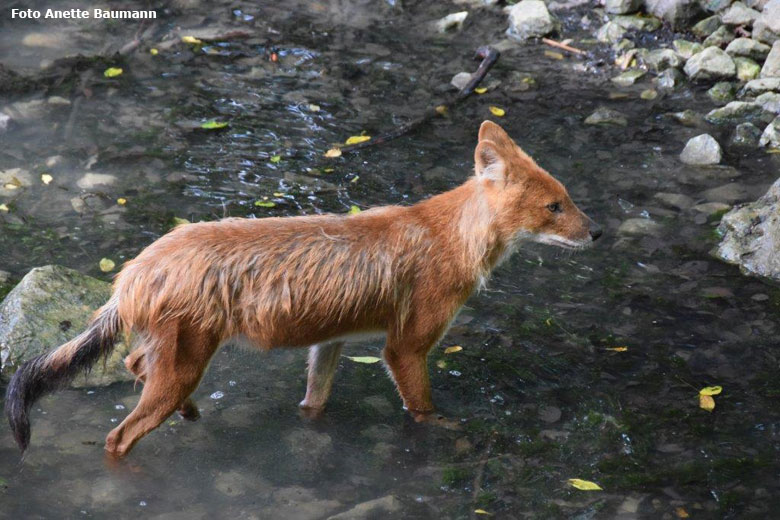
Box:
[546,202,562,213]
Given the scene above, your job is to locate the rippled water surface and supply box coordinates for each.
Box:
[2,1,780,518]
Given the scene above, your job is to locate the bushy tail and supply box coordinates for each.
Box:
[4,296,121,454]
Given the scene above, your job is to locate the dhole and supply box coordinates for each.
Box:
[5,121,601,458]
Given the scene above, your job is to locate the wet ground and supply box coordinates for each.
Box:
[2,1,780,518]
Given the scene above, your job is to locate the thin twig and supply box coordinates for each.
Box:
[541,38,585,55]
[472,431,498,504]
[335,45,500,155]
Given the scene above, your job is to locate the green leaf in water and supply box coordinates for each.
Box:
[201,120,228,130]
[270,155,281,163]
[349,205,361,214]
[104,67,123,78]
[254,201,276,208]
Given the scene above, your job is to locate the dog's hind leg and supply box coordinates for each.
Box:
[106,323,217,458]
[299,342,343,412]
[124,344,200,421]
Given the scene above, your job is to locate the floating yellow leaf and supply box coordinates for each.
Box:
[675,507,690,518]
[568,478,603,491]
[117,197,127,205]
[351,176,359,183]
[444,346,463,354]
[201,120,228,130]
[324,168,334,173]
[435,104,448,116]
[181,36,203,45]
[699,386,722,396]
[104,67,123,78]
[4,177,22,190]
[41,174,53,185]
[474,510,492,516]
[544,50,564,60]
[150,48,159,55]
[270,155,281,163]
[273,192,284,197]
[0,203,8,212]
[640,89,658,100]
[605,347,628,352]
[474,87,487,94]
[308,103,320,112]
[345,356,382,364]
[545,318,553,326]
[489,106,505,117]
[172,216,190,227]
[254,201,276,208]
[325,148,342,158]
[99,258,116,273]
[345,135,371,145]
[349,205,361,214]
[699,394,715,412]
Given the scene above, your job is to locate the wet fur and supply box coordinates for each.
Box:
[4,121,599,458]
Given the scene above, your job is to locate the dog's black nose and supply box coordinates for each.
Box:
[589,224,603,241]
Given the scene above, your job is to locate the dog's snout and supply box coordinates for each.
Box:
[589,223,603,241]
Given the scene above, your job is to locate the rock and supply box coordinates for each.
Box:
[76,173,117,189]
[680,134,722,164]
[735,57,762,81]
[694,201,731,215]
[0,167,33,196]
[753,0,780,44]
[644,0,701,26]
[731,122,763,146]
[584,107,628,125]
[0,113,9,134]
[539,405,562,423]
[673,39,703,60]
[327,496,402,520]
[759,116,780,147]
[450,72,472,90]
[611,69,646,86]
[761,41,780,78]
[606,0,642,13]
[739,77,780,96]
[691,15,722,37]
[436,11,468,32]
[0,270,10,284]
[654,192,695,209]
[0,265,131,386]
[643,48,682,71]
[703,25,735,47]
[714,177,780,282]
[684,47,736,81]
[721,2,761,25]
[506,0,559,40]
[613,14,662,31]
[702,182,749,203]
[284,428,333,469]
[707,81,737,103]
[701,0,733,11]
[618,218,662,235]
[668,109,703,125]
[725,38,771,60]
[21,32,69,48]
[655,67,686,89]
[705,100,773,123]
[596,21,627,43]
[755,91,780,112]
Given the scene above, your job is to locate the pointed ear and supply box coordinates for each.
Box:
[474,139,506,181]
[478,120,513,147]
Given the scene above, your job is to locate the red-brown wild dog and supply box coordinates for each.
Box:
[5,121,601,458]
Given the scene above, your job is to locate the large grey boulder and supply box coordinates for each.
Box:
[506,0,559,40]
[761,41,780,78]
[714,177,780,282]
[684,47,736,80]
[644,0,701,26]
[0,265,131,387]
[680,134,722,165]
[753,0,780,44]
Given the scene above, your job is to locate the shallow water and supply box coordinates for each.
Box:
[2,1,780,518]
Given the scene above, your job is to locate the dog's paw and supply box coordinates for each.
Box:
[412,411,463,431]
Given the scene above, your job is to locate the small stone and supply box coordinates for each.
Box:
[618,218,662,235]
[47,96,70,106]
[506,0,559,41]
[702,182,748,203]
[694,201,731,215]
[643,48,682,71]
[759,116,780,147]
[613,14,662,31]
[721,2,761,25]
[76,173,117,190]
[681,134,722,165]
[684,47,736,81]
[701,0,734,11]
[691,15,723,38]
[0,270,11,284]
[673,39,703,60]
[752,0,780,44]
[21,32,67,48]
[703,25,736,48]
[739,77,780,97]
[596,21,626,43]
[611,69,646,86]
[584,107,628,126]
[644,0,699,27]
[606,0,642,14]
[760,41,780,78]
[735,57,762,81]
[539,405,562,423]
[654,192,695,210]
[436,11,468,33]
[732,122,763,146]
[655,68,686,89]
[641,88,658,99]
[327,496,401,520]
[450,72,472,90]
[755,92,780,113]
[707,81,737,103]
[0,168,32,196]
[668,109,702,126]
[725,38,771,60]
[705,101,772,124]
